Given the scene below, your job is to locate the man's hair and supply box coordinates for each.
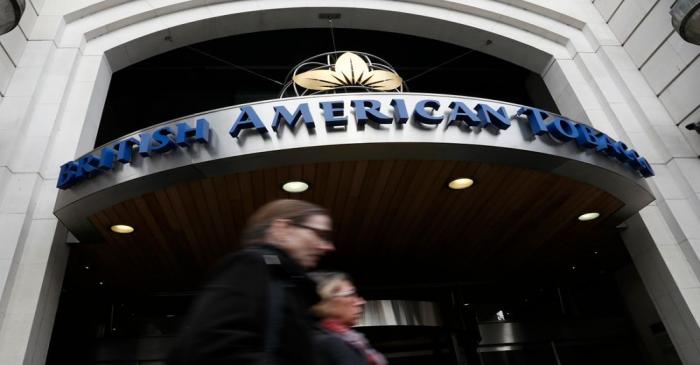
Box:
[242,199,329,244]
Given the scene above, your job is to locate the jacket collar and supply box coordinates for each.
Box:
[247,243,307,278]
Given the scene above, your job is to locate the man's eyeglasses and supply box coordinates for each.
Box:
[290,222,333,241]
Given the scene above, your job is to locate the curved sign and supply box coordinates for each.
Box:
[55,93,655,241]
[58,93,653,190]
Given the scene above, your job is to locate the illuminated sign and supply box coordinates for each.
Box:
[57,96,653,190]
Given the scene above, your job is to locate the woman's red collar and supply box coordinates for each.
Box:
[321,318,350,333]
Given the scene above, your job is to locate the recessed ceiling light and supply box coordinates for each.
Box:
[448,178,474,190]
[282,180,309,193]
[578,212,600,221]
[110,224,134,234]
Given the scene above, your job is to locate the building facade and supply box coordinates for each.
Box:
[0,0,699,364]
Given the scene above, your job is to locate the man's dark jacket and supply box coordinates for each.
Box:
[168,244,320,365]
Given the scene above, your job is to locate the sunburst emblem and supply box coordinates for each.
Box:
[280,51,405,97]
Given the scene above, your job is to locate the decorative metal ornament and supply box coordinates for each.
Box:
[671,0,700,45]
[0,0,25,36]
[280,51,405,97]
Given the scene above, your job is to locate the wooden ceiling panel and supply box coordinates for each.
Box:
[75,160,626,291]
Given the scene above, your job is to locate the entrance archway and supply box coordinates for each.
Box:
[8,1,682,364]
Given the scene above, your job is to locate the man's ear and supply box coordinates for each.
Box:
[267,218,292,243]
[270,218,291,230]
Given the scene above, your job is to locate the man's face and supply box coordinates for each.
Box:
[284,214,335,268]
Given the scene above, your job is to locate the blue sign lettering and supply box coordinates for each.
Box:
[414,100,443,125]
[320,101,348,127]
[115,138,140,163]
[229,106,267,138]
[575,124,599,148]
[475,103,511,130]
[58,98,655,190]
[447,101,480,127]
[271,104,314,132]
[176,119,209,146]
[57,119,210,189]
[516,106,654,178]
[390,99,409,124]
[547,118,578,142]
[351,99,393,125]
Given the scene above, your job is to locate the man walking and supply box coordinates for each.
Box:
[169,199,335,365]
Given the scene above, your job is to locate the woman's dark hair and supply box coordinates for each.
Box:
[242,199,329,244]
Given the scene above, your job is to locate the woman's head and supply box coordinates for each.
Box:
[310,272,366,327]
[242,199,334,268]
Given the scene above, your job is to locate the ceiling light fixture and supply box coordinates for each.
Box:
[282,180,309,193]
[448,178,474,190]
[577,212,600,221]
[110,224,134,234]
